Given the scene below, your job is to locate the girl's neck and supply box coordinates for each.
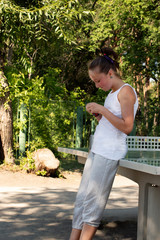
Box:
[111,77,124,93]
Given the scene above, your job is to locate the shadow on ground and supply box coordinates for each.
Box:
[97,220,137,240]
[0,186,137,240]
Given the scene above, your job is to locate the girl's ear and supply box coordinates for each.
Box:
[108,69,113,78]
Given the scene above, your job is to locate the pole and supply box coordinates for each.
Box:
[19,103,28,156]
[75,106,83,148]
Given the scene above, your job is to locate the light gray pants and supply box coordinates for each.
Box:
[72,152,119,229]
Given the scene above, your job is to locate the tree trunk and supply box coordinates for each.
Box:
[153,81,160,135]
[143,76,150,132]
[156,80,160,127]
[0,71,14,164]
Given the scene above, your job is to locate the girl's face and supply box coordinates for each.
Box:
[89,69,112,91]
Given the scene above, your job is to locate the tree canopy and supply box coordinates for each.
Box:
[0,0,159,162]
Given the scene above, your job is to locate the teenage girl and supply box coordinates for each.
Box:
[69,47,138,240]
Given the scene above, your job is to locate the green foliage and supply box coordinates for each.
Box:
[36,169,47,176]
[19,150,35,172]
[87,0,160,136]
[4,65,98,155]
[1,0,160,167]
[0,80,9,98]
[43,67,66,99]
[29,99,80,151]
[6,67,46,103]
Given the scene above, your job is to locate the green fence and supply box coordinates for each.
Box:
[14,99,97,157]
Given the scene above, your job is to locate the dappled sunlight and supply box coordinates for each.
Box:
[0,173,138,240]
[108,185,138,208]
[0,188,76,240]
[96,221,137,240]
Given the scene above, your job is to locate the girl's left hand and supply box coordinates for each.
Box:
[86,102,103,115]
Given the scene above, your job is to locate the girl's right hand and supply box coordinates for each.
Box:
[95,114,102,121]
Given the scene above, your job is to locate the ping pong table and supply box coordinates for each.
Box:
[58,136,160,240]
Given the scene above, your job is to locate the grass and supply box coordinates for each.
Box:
[59,155,84,173]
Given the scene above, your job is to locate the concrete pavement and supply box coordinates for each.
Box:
[0,171,138,239]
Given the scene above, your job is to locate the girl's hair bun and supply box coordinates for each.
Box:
[101,47,118,61]
[88,46,120,75]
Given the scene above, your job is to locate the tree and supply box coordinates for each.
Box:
[88,0,160,135]
[0,71,14,163]
[0,1,18,163]
[0,0,95,162]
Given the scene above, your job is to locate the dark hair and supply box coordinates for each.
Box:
[88,47,120,75]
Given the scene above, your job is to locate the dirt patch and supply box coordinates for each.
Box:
[0,168,82,189]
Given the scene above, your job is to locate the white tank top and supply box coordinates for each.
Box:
[91,84,138,160]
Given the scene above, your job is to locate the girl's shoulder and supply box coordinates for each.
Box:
[118,84,137,103]
[119,84,137,96]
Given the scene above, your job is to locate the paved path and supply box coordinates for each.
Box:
[0,171,138,240]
